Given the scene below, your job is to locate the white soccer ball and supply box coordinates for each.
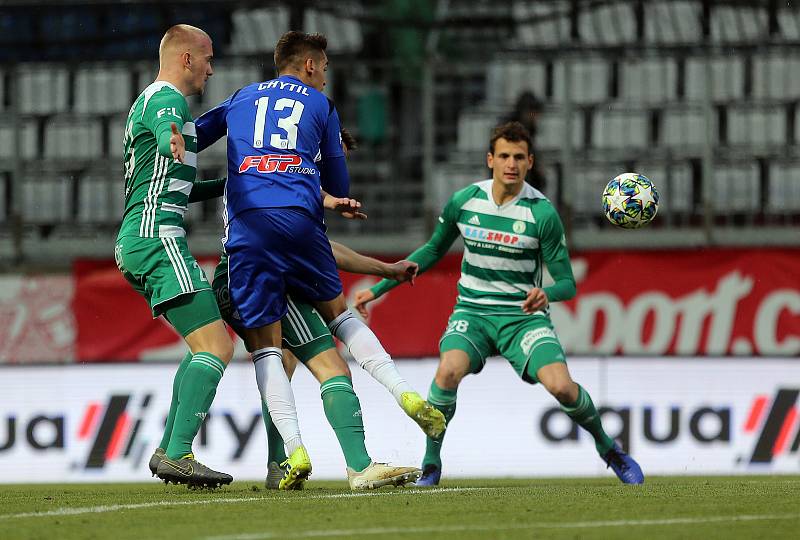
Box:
[602,173,660,229]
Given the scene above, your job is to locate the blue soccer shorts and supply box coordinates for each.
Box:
[224,207,343,328]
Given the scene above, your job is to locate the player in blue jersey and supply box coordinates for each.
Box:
[193,31,444,485]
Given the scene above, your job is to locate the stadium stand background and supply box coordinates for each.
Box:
[0,0,799,269]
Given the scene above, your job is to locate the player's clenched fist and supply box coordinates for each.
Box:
[353,289,375,319]
[383,260,418,285]
[169,122,185,163]
[522,287,549,313]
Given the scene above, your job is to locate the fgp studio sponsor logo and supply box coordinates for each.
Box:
[540,402,730,454]
[743,388,800,464]
[238,154,316,175]
[77,394,152,469]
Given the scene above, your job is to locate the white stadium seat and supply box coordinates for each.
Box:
[711,6,768,43]
[579,2,636,45]
[456,112,497,152]
[304,9,362,54]
[620,59,678,104]
[572,167,616,213]
[752,54,800,101]
[514,0,570,47]
[18,65,69,114]
[645,1,702,44]
[661,108,710,147]
[44,118,102,159]
[592,110,649,149]
[74,66,131,114]
[22,176,72,223]
[685,57,744,102]
[778,8,800,40]
[552,59,609,104]
[712,163,760,212]
[768,164,800,211]
[536,112,583,151]
[77,176,121,223]
[485,61,547,106]
[0,120,38,160]
[727,106,786,147]
[229,7,289,54]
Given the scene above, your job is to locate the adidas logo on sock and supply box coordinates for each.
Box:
[194,412,208,420]
[353,410,363,417]
[468,215,481,226]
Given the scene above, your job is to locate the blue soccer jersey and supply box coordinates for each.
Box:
[195,75,347,224]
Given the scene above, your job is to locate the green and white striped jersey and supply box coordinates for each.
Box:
[117,81,198,240]
[444,180,569,315]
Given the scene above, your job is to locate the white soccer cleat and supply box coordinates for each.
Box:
[347,462,422,490]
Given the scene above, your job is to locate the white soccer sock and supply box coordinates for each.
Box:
[252,347,303,455]
[328,310,413,404]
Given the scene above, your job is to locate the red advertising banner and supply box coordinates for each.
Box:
[71,249,800,361]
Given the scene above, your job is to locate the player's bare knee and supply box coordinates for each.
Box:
[546,380,578,404]
[435,365,463,389]
[209,337,234,364]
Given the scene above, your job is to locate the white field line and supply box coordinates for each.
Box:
[0,487,492,521]
[206,514,800,540]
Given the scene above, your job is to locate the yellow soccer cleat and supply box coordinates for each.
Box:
[401,392,446,438]
[347,462,422,490]
[279,446,312,490]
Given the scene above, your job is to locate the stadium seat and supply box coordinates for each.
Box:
[711,6,768,43]
[18,64,69,114]
[536,112,583,151]
[661,108,711,148]
[552,59,609,104]
[77,176,121,223]
[778,7,800,40]
[485,60,547,106]
[727,106,786,147]
[0,120,38,160]
[685,57,744,102]
[74,66,132,114]
[620,59,678,104]
[751,54,800,100]
[712,163,760,213]
[768,163,800,211]
[572,167,618,214]
[644,1,702,44]
[579,2,636,45]
[201,61,263,109]
[457,112,497,152]
[592,110,649,149]
[44,118,102,159]
[304,9,362,54]
[229,7,289,54]
[21,175,72,223]
[514,1,570,47]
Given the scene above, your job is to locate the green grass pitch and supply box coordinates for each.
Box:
[1,476,798,539]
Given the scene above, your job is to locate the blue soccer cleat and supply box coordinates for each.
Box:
[416,464,441,486]
[603,444,644,484]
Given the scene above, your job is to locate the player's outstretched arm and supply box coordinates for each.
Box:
[330,240,418,283]
[189,177,226,202]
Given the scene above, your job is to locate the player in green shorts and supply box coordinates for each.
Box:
[355,122,644,485]
[116,24,303,488]
[212,242,428,489]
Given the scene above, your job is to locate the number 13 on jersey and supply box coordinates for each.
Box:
[253,97,305,150]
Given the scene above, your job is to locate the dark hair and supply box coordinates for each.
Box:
[489,121,532,154]
[274,31,328,73]
[340,127,358,151]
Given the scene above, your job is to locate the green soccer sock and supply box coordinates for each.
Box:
[561,384,615,456]
[320,376,371,472]
[159,351,193,450]
[261,400,288,465]
[422,381,458,470]
[166,352,226,460]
